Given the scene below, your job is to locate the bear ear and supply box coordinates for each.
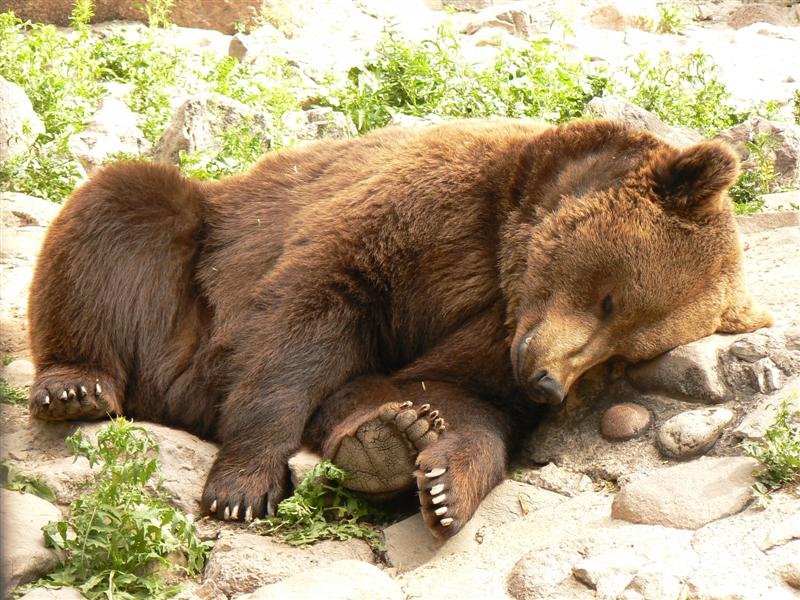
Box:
[651,142,739,218]
[716,296,773,334]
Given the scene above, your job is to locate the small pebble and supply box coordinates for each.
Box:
[601,403,651,441]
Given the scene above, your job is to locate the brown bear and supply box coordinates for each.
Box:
[27,118,770,538]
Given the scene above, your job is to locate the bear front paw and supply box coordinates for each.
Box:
[202,453,290,522]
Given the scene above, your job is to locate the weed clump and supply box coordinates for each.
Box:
[0,378,27,405]
[253,460,386,551]
[327,26,609,133]
[728,132,781,213]
[740,397,800,501]
[32,418,211,599]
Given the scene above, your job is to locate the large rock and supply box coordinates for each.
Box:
[626,335,731,404]
[3,0,262,34]
[611,456,758,529]
[715,118,800,189]
[463,4,534,38]
[384,480,567,571]
[734,377,800,440]
[202,531,375,596]
[585,95,703,148]
[281,108,356,143]
[0,489,62,590]
[727,3,800,29]
[0,412,218,515]
[686,490,800,599]
[0,192,61,228]
[0,76,45,163]
[68,97,150,172]
[153,93,273,164]
[237,560,403,600]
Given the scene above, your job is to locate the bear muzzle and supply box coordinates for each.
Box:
[513,331,567,405]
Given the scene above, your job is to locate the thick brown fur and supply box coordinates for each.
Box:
[28,119,770,537]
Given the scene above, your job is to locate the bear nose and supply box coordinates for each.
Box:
[527,369,566,405]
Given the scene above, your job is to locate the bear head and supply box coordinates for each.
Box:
[504,123,772,405]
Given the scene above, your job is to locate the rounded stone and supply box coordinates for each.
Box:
[656,407,734,459]
[601,403,652,441]
[782,560,800,589]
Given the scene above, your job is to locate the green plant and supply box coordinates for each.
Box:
[0,378,28,405]
[253,461,386,551]
[138,0,175,29]
[624,50,745,135]
[1,462,56,502]
[793,89,800,125]
[328,26,607,133]
[656,2,687,34]
[206,55,299,117]
[34,418,211,599]
[0,9,102,202]
[740,396,800,500]
[728,132,780,213]
[0,136,84,202]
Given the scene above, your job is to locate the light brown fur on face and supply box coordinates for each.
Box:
[27,118,768,538]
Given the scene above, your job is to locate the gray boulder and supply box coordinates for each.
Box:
[281,107,356,142]
[715,117,800,189]
[0,489,62,590]
[202,531,375,596]
[0,76,45,163]
[68,97,150,172]
[153,93,273,164]
[237,560,403,600]
[585,95,703,148]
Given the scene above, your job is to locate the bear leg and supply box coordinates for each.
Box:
[311,376,512,539]
[30,365,122,421]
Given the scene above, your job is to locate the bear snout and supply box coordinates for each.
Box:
[526,369,566,405]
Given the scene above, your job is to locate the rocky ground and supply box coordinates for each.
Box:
[2,1,800,599]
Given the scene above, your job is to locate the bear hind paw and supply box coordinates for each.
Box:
[331,400,445,498]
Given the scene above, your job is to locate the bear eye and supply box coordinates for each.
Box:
[601,293,614,319]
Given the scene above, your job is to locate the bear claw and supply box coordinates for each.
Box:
[210,500,218,512]
[432,493,447,504]
[440,517,454,527]
[425,467,446,478]
[434,506,448,516]
[430,483,445,495]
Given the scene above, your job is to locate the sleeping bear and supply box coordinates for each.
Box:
[27,118,770,538]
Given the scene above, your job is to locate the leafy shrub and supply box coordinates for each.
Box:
[35,418,211,599]
[728,132,780,213]
[328,26,609,133]
[254,460,386,551]
[794,89,800,125]
[740,396,800,500]
[624,50,745,135]
[656,2,687,34]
